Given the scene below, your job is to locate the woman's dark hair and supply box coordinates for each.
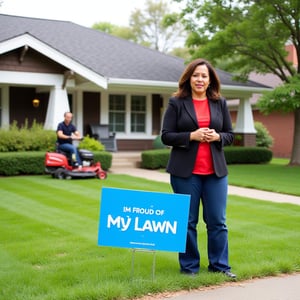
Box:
[173,58,221,100]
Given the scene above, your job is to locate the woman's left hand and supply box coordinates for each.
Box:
[203,129,221,143]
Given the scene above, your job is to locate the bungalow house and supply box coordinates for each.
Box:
[0,14,270,151]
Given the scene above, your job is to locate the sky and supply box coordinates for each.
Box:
[0,0,156,27]
[0,0,185,49]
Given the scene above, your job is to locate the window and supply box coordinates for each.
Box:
[108,94,147,134]
[131,96,146,132]
[109,95,126,132]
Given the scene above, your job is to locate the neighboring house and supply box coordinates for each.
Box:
[0,14,270,151]
[230,74,294,158]
[229,44,298,158]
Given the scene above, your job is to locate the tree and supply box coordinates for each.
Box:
[91,1,187,55]
[258,75,300,165]
[129,0,185,52]
[92,22,136,41]
[173,0,300,165]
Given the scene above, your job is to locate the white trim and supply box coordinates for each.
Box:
[221,84,271,93]
[0,70,65,86]
[108,77,177,88]
[0,34,108,89]
[115,134,158,139]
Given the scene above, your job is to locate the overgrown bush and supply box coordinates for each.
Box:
[78,135,105,151]
[255,122,273,148]
[0,120,56,152]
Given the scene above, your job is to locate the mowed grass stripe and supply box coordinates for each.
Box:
[0,173,300,300]
[227,163,300,195]
[227,197,300,276]
[0,189,99,241]
[0,176,102,217]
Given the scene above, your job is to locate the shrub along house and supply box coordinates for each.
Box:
[0,14,270,151]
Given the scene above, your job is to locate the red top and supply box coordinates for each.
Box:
[192,99,214,175]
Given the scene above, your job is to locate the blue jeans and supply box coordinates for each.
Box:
[171,174,230,273]
[58,143,82,165]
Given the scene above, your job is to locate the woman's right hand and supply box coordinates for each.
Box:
[190,127,209,142]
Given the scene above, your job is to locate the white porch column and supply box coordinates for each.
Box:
[74,90,83,134]
[235,98,256,133]
[146,94,152,136]
[161,94,169,129]
[44,86,70,130]
[234,97,257,147]
[1,86,9,128]
[101,90,109,124]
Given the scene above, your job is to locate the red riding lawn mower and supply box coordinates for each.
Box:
[45,148,107,180]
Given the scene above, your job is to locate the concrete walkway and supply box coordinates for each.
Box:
[109,166,300,206]
[109,152,300,300]
[161,273,300,300]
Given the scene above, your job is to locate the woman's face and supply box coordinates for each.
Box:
[190,64,210,99]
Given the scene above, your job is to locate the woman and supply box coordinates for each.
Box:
[161,58,236,278]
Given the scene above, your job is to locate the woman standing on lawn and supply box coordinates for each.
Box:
[161,58,236,278]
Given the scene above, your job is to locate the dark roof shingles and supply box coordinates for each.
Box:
[0,14,267,87]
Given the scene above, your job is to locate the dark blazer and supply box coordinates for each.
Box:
[161,96,234,178]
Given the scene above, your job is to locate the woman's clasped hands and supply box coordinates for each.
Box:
[190,127,220,143]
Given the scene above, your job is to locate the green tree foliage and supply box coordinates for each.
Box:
[258,75,300,113]
[92,22,136,41]
[129,0,186,52]
[173,0,300,165]
[92,1,187,55]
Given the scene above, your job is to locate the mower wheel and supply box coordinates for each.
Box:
[65,174,72,180]
[98,171,107,180]
[54,168,67,179]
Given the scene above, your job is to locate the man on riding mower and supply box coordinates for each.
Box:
[56,112,82,168]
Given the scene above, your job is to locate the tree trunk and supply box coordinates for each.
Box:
[289,107,300,166]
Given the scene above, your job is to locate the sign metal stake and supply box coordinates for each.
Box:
[131,248,156,281]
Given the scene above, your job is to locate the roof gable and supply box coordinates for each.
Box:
[0,33,108,88]
[0,14,270,90]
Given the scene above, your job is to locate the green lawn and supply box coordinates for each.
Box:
[228,158,300,196]
[0,171,299,300]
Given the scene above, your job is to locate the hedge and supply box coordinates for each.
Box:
[141,147,273,169]
[141,149,171,169]
[224,147,273,164]
[0,151,112,176]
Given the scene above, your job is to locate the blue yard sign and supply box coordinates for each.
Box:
[98,187,190,252]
